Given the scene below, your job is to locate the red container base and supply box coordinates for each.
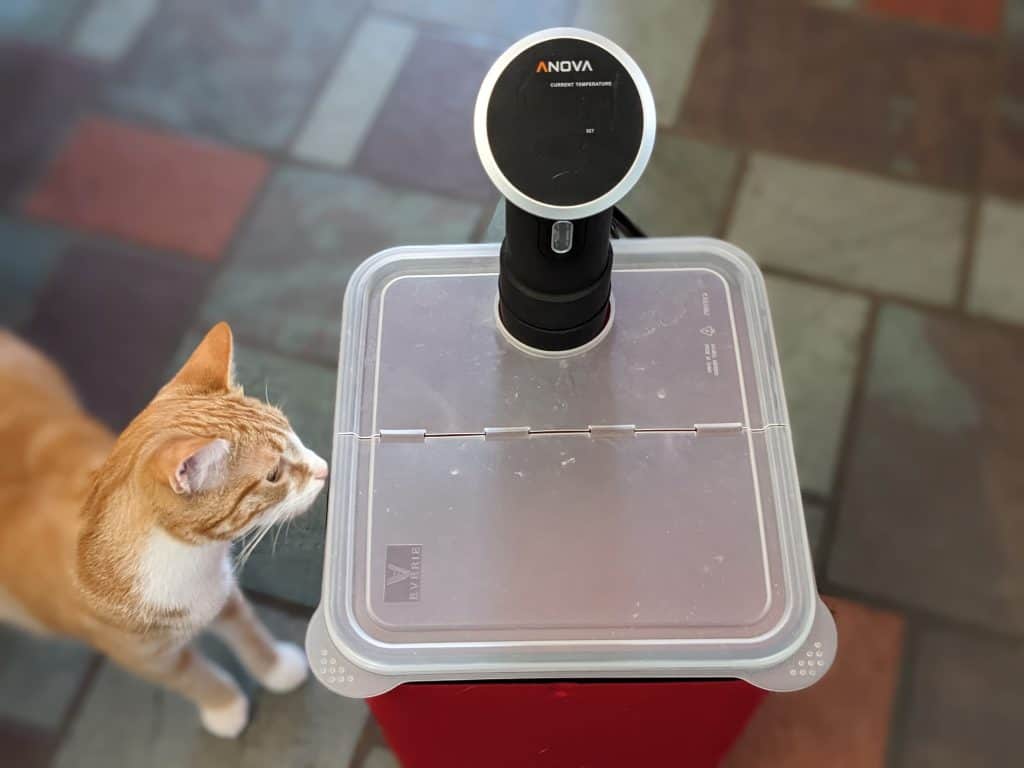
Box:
[369,680,766,768]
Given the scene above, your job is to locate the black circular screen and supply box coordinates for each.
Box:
[486,38,644,207]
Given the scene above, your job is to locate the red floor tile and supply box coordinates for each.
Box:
[867,0,1004,36]
[682,0,999,190]
[723,598,906,768]
[0,718,56,768]
[24,116,268,261]
[986,47,1024,199]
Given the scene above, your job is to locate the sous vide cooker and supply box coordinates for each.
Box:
[308,27,836,768]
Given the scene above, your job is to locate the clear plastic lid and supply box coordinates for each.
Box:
[309,238,836,697]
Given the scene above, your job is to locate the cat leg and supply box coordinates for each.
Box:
[114,644,250,739]
[210,586,308,694]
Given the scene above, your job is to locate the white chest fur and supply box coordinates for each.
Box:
[137,528,233,629]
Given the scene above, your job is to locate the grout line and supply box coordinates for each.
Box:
[954,31,1006,310]
[953,191,984,310]
[469,197,501,241]
[59,0,100,48]
[715,150,749,239]
[758,263,1024,335]
[800,489,830,508]
[821,581,1024,644]
[245,588,316,620]
[279,0,375,154]
[53,654,104,749]
[348,714,390,768]
[814,299,879,584]
[883,618,919,768]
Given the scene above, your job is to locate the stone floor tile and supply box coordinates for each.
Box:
[22,240,210,429]
[896,624,1024,768]
[724,598,905,768]
[0,44,100,207]
[198,167,480,364]
[0,718,56,768]
[731,154,967,304]
[1008,0,1024,37]
[104,0,360,149]
[575,0,714,127]
[619,133,738,236]
[683,0,998,189]
[803,501,828,567]
[371,0,574,41]
[71,0,159,61]
[24,116,268,261]
[867,0,1004,35]
[354,32,498,200]
[967,196,1024,325]
[293,15,417,169]
[830,304,1024,632]
[765,275,870,496]
[986,47,1024,200]
[364,746,401,768]
[0,626,94,731]
[0,216,65,328]
[0,0,84,43]
[54,605,368,767]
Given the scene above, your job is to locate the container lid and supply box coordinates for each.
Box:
[311,238,836,697]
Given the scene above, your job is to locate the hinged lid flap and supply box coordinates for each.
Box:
[349,251,776,437]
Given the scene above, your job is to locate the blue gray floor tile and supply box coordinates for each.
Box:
[54,605,367,768]
[0,627,94,731]
[105,0,360,149]
[830,305,1024,633]
[198,167,481,364]
[0,216,65,328]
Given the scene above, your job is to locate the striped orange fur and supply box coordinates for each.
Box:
[0,323,328,738]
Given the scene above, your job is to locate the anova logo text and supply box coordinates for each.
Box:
[535,60,593,73]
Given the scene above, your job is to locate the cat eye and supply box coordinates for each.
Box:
[266,461,283,483]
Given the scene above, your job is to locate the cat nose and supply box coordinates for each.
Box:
[312,459,328,481]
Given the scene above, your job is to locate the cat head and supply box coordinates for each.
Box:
[111,323,328,544]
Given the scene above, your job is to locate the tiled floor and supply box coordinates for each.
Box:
[1,1,1022,766]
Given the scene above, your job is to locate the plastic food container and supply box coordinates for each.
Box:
[308,237,837,767]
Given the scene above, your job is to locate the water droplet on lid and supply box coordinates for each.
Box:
[449,468,460,476]
[656,388,667,400]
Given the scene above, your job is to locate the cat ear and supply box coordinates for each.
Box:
[153,436,231,495]
[168,322,235,394]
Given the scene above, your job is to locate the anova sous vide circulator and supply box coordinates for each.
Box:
[308,27,837,768]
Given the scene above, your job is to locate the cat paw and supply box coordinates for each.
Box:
[200,695,249,739]
[262,642,308,693]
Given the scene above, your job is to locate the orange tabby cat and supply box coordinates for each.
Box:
[0,322,328,738]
